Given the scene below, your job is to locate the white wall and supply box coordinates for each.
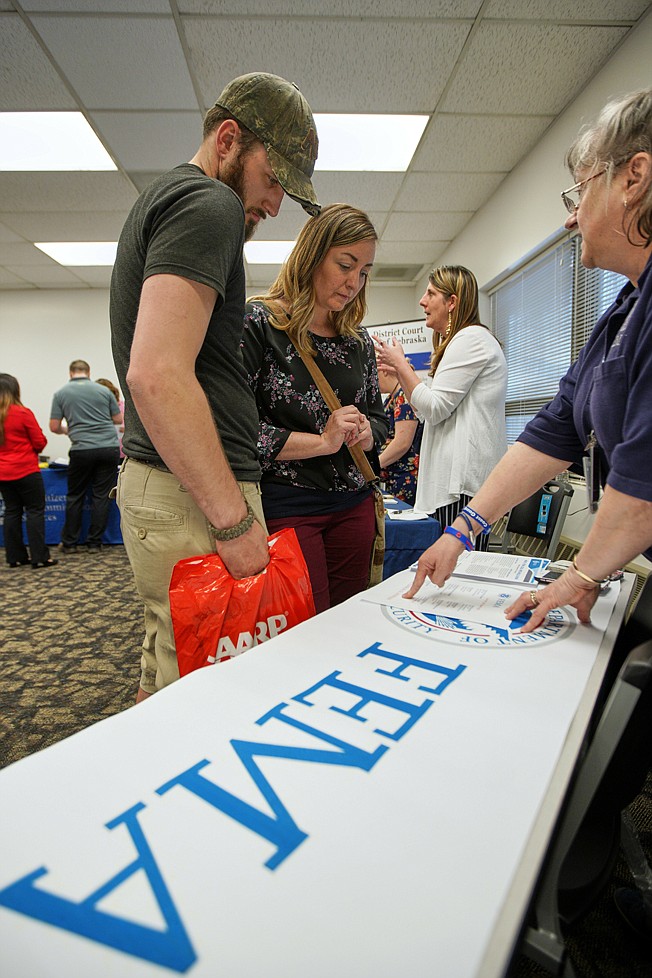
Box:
[425,10,652,298]
[0,290,116,460]
[363,284,421,327]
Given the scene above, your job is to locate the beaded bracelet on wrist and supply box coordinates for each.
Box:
[208,501,255,542]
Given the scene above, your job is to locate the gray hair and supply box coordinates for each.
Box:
[565,88,652,245]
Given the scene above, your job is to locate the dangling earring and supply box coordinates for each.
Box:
[623,197,629,209]
[445,311,452,338]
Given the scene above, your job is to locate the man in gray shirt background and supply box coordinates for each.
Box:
[49,359,122,552]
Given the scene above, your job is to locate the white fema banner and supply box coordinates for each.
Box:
[366,319,432,376]
[0,571,623,978]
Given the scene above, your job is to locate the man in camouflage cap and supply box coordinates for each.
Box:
[110,73,319,703]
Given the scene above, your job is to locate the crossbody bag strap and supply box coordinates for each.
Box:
[289,336,377,484]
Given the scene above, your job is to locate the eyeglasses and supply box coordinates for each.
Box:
[560,168,607,214]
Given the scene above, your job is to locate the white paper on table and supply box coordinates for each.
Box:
[386,509,429,521]
[364,569,620,639]
[364,575,531,629]
[449,550,550,584]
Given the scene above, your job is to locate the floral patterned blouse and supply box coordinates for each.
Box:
[241,302,388,513]
[380,388,421,505]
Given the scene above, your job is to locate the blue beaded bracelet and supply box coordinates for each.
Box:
[444,526,474,551]
[461,505,491,535]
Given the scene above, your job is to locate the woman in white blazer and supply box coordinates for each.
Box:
[374,265,507,550]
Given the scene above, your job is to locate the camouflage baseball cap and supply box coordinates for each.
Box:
[214,72,320,216]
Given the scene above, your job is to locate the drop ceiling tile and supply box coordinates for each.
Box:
[66,265,114,286]
[0,267,34,287]
[412,113,554,173]
[0,172,137,212]
[184,17,471,113]
[251,213,308,242]
[0,241,60,265]
[311,172,405,212]
[0,14,76,110]
[6,263,88,285]
[0,210,131,240]
[179,1,482,14]
[395,171,505,212]
[127,171,166,192]
[384,211,472,241]
[375,241,451,264]
[443,23,628,115]
[31,15,198,109]
[92,111,203,171]
[484,0,649,20]
[0,221,24,243]
[24,1,169,9]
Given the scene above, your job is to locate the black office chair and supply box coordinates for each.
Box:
[519,636,652,976]
[497,479,574,561]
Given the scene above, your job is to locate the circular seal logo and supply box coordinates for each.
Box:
[381,602,572,648]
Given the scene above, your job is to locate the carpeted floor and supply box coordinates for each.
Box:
[1,544,650,976]
[0,543,141,768]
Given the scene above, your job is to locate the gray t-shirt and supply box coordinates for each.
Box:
[50,378,120,452]
[109,163,260,482]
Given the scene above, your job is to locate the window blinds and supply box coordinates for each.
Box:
[490,236,627,443]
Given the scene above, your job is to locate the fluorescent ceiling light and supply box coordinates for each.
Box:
[245,240,295,264]
[35,242,118,266]
[0,112,116,171]
[314,114,428,171]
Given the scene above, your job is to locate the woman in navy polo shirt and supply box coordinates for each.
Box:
[406,87,652,629]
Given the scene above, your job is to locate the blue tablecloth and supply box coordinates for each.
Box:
[383,497,441,579]
[0,466,122,547]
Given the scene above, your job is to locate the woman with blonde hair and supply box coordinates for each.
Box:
[242,203,388,612]
[0,373,56,568]
[375,264,507,547]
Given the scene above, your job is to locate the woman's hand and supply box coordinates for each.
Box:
[320,405,365,454]
[373,336,408,373]
[504,565,600,633]
[403,533,466,597]
[347,413,374,451]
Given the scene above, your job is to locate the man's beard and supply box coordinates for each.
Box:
[220,150,265,242]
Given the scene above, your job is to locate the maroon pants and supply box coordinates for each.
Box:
[266,493,376,614]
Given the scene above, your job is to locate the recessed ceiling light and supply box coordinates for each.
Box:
[35,242,118,266]
[314,114,429,171]
[244,240,295,264]
[0,112,116,171]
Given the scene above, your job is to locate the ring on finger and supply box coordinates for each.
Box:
[529,589,539,607]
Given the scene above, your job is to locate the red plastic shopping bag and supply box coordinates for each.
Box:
[169,528,316,677]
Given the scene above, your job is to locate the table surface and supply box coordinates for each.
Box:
[383,494,441,578]
[480,572,634,976]
[0,565,633,978]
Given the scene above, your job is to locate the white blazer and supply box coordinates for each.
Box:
[411,325,508,513]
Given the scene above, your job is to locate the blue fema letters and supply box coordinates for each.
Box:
[0,641,466,972]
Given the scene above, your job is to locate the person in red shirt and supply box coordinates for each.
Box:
[0,374,57,568]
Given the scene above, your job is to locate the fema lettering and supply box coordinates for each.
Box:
[0,641,466,972]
